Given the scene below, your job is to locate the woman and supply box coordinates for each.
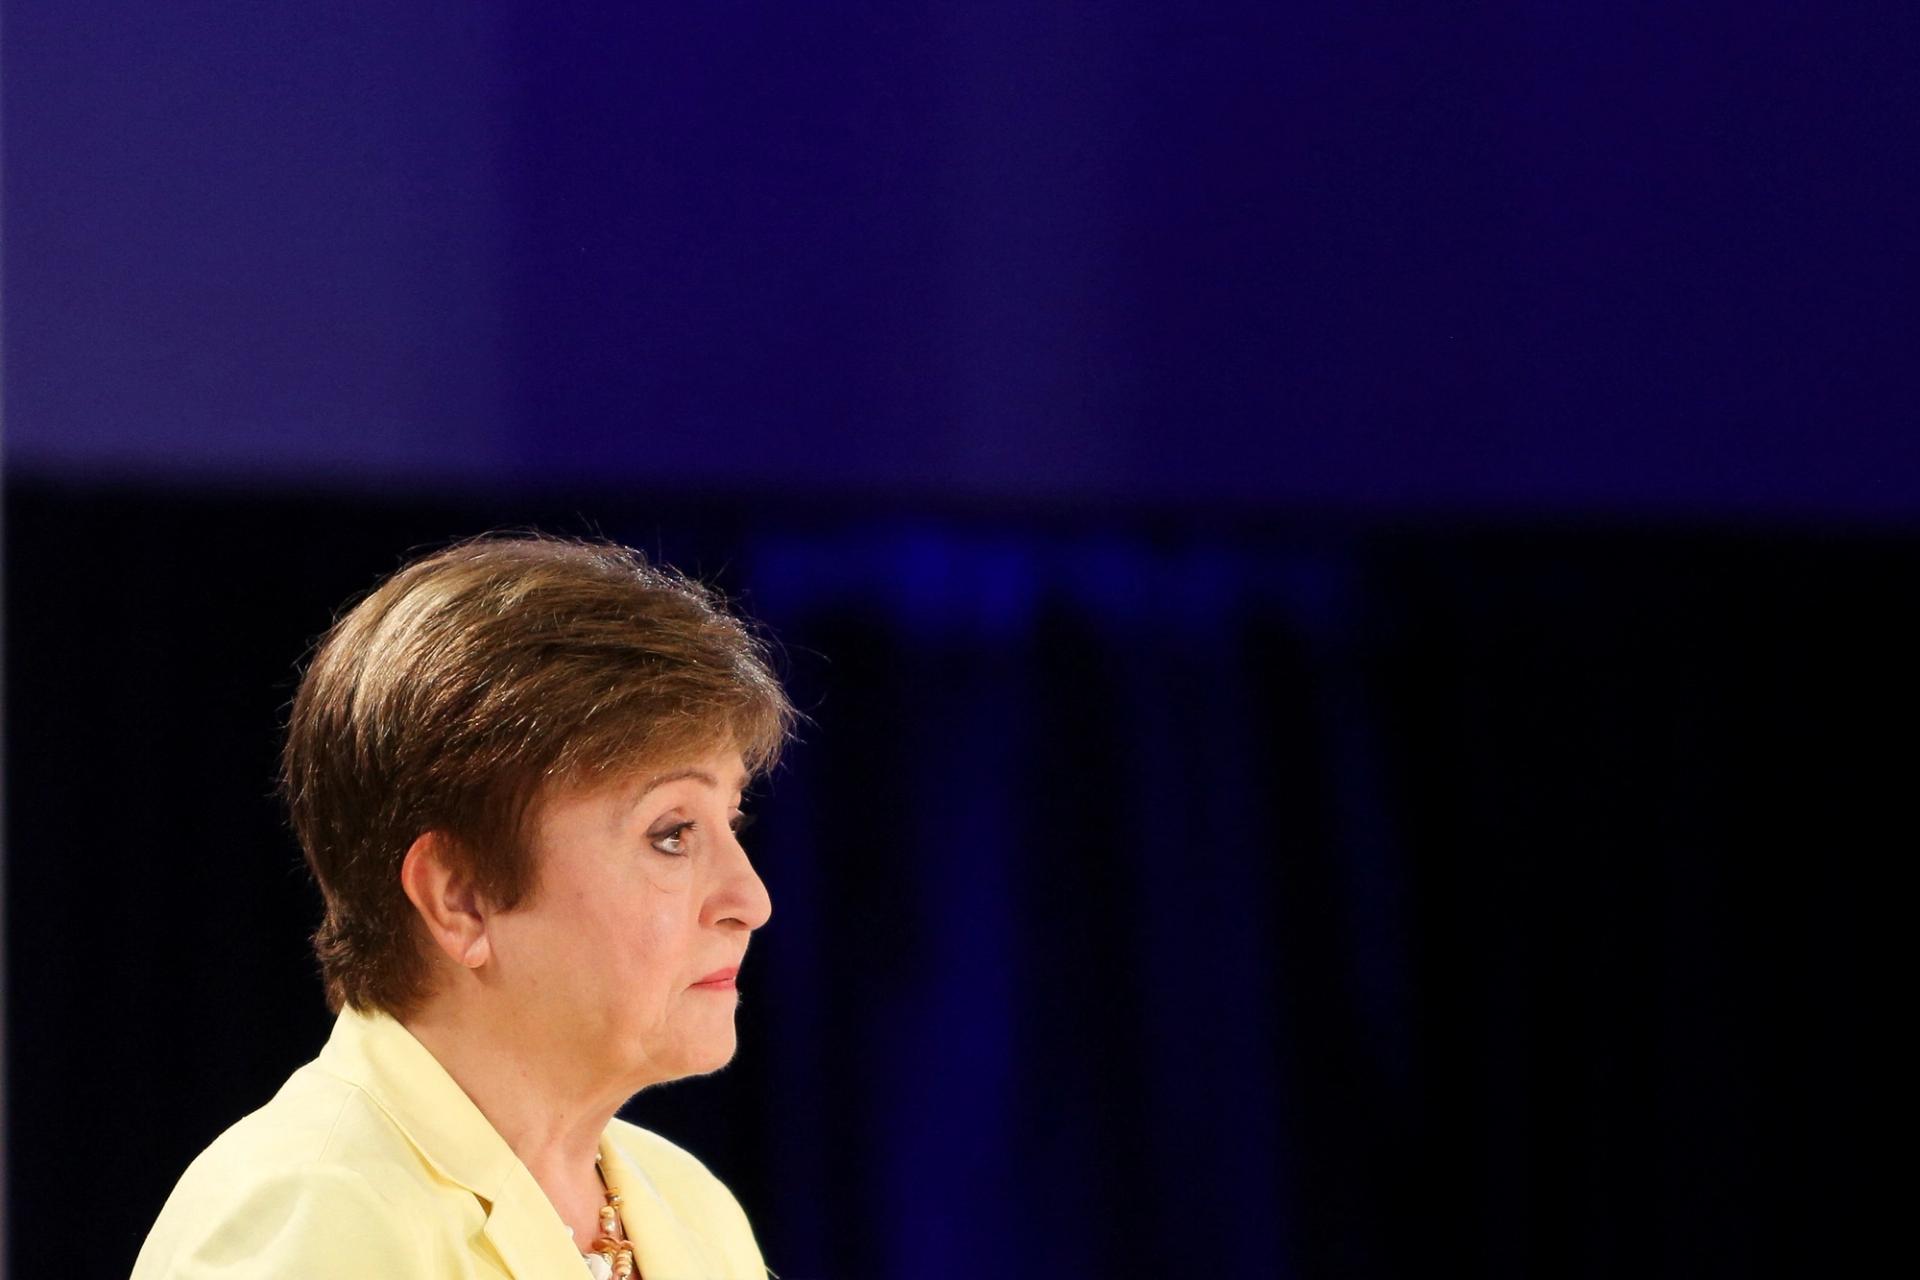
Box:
[133,534,794,1280]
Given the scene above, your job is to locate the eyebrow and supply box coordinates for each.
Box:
[637,768,750,798]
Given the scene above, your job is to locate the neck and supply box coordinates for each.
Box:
[401,992,625,1220]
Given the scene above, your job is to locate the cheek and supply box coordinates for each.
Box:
[499,881,634,974]
[567,857,677,941]
[600,881,695,989]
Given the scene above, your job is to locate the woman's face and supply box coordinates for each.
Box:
[484,745,771,1093]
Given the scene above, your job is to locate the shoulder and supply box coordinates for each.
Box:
[132,1066,453,1279]
[132,1159,427,1279]
[605,1117,766,1277]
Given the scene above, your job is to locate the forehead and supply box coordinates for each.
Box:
[526,748,749,847]
[526,741,749,830]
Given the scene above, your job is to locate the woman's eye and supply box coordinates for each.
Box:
[649,811,754,856]
[649,822,694,856]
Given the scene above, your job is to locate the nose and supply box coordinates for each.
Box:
[708,828,772,933]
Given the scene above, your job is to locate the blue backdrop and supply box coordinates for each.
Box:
[4,2,1915,1277]
[7,1,1918,517]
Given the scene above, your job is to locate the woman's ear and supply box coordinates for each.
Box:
[399,832,492,969]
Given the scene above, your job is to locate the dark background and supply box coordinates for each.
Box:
[4,3,1914,1277]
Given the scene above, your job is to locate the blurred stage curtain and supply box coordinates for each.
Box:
[742,520,1897,1280]
[6,484,1902,1278]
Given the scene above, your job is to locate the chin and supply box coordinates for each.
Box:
[632,1033,738,1089]
[673,1034,741,1082]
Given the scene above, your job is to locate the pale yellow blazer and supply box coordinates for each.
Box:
[131,1006,768,1279]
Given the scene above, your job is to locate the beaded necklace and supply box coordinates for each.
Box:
[584,1155,638,1280]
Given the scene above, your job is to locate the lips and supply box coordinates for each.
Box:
[692,966,740,987]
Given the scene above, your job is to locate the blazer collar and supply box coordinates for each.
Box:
[313,1007,587,1277]
[598,1132,724,1278]
[314,1006,713,1279]
[315,1004,526,1199]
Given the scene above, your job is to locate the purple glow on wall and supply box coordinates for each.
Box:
[7,3,1918,520]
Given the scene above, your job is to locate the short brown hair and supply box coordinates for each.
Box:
[282,533,794,1016]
